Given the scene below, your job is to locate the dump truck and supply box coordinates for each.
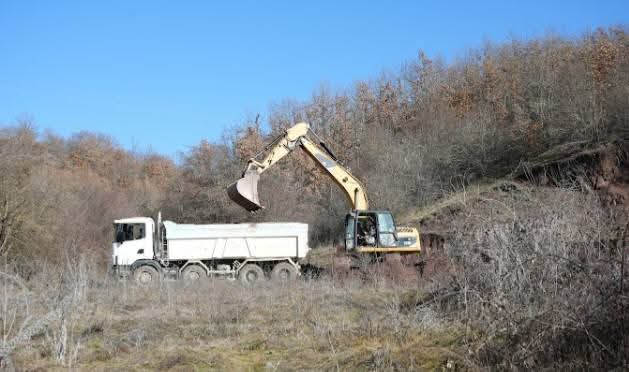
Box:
[227,122,421,264]
[111,213,309,284]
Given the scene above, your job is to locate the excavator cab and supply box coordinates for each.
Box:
[345,211,398,251]
[345,211,421,253]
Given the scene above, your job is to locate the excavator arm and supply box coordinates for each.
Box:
[227,122,369,211]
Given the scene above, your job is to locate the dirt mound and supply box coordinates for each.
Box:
[403,141,628,253]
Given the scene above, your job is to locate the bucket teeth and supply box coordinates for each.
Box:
[227,172,262,212]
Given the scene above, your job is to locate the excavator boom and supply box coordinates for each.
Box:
[227,122,368,211]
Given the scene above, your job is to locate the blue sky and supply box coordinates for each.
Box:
[1,0,627,157]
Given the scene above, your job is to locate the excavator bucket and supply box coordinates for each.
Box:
[227,172,262,212]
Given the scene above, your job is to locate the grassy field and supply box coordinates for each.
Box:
[4,263,467,371]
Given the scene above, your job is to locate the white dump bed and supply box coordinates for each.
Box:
[163,221,309,261]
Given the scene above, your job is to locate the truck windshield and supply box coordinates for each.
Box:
[114,223,145,243]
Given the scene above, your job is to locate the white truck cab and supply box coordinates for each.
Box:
[112,217,155,267]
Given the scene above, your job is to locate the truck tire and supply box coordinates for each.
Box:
[238,264,264,285]
[182,265,206,282]
[271,262,298,282]
[133,265,161,285]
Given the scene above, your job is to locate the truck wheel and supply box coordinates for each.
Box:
[182,265,206,282]
[238,264,264,285]
[133,265,160,285]
[271,262,298,282]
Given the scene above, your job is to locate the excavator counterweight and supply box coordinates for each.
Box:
[227,172,261,212]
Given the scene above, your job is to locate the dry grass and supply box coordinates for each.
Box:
[2,267,466,371]
[400,179,520,227]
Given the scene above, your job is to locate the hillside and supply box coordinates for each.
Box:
[407,139,629,240]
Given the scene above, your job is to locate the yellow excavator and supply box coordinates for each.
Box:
[227,122,421,257]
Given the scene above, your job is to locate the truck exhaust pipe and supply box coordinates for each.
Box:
[227,172,262,212]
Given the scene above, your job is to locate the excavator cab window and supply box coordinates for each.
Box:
[356,214,377,247]
[344,214,355,250]
[345,213,377,249]
[376,212,397,247]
